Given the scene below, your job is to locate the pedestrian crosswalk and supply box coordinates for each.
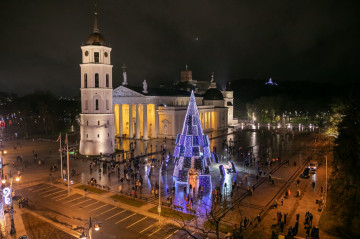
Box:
[23,183,205,238]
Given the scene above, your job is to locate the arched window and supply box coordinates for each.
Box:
[98,121,100,125]
[95,99,99,110]
[85,100,88,110]
[106,74,109,87]
[106,100,109,110]
[95,73,99,88]
[84,74,87,88]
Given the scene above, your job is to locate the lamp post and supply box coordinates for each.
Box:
[158,163,161,224]
[79,217,100,239]
[325,155,328,208]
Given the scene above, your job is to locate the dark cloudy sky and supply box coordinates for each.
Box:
[1,0,359,97]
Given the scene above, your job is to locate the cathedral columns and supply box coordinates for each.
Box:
[119,104,123,136]
[129,104,133,138]
[154,105,159,138]
[143,104,148,140]
[135,104,140,139]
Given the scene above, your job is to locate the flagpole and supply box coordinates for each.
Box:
[60,132,63,179]
[66,133,70,194]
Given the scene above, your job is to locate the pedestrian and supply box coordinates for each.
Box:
[281,196,284,205]
[312,181,315,190]
[84,188,87,197]
[243,217,247,228]
[119,184,122,193]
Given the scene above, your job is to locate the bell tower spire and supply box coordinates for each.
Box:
[93,12,99,33]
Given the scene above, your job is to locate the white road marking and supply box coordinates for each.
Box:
[38,188,59,194]
[44,190,65,197]
[32,186,53,192]
[51,193,68,200]
[165,230,178,239]
[105,210,126,220]
[126,217,147,228]
[71,198,92,206]
[54,195,72,201]
[63,196,83,204]
[97,207,117,216]
[115,212,136,224]
[88,204,107,212]
[139,224,154,234]
[83,201,101,208]
[148,227,162,237]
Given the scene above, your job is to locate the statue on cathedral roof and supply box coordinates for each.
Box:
[142,79,148,94]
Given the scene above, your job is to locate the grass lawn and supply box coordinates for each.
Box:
[75,185,108,195]
[22,213,77,239]
[204,220,233,234]
[148,206,195,221]
[110,194,148,207]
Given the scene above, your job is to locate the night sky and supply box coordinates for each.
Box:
[1,0,359,97]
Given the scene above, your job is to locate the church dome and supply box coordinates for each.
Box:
[203,88,224,100]
[86,12,106,46]
[87,32,106,45]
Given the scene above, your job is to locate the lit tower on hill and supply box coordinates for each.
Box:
[173,91,212,189]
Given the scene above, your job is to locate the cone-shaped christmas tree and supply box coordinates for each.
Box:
[173,91,212,188]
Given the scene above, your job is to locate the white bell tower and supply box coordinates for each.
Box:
[79,11,115,155]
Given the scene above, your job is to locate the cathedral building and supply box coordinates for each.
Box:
[79,12,238,155]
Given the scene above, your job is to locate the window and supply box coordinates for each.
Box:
[108,133,109,137]
[95,73,99,88]
[106,74,109,87]
[98,121,100,125]
[84,74,87,88]
[86,134,88,138]
[107,120,109,125]
[87,121,88,126]
[95,99,99,110]
[85,100,88,110]
[97,134,100,138]
[94,52,99,63]
[106,100,109,110]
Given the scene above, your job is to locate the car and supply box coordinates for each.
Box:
[309,163,317,173]
[300,167,310,178]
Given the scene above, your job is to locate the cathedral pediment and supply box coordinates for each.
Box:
[113,86,144,97]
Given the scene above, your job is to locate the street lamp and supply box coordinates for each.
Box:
[79,231,86,239]
[80,217,101,239]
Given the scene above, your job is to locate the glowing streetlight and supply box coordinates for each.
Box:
[15,176,20,182]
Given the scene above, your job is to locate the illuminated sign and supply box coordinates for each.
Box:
[3,187,12,205]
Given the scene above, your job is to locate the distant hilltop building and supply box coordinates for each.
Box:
[79,11,239,155]
[265,78,277,86]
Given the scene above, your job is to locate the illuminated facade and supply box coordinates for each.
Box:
[113,68,237,140]
[79,12,115,155]
[79,13,237,156]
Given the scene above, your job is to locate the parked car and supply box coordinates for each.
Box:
[309,163,317,173]
[300,167,310,178]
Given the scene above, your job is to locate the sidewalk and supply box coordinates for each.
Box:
[4,202,27,238]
